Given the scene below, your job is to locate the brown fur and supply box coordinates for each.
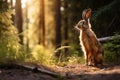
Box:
[75,8,104,66]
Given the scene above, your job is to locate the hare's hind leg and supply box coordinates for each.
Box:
[98,53,104,65]
[94,53,104,66]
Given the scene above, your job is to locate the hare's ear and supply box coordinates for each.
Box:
[82,8,91,20]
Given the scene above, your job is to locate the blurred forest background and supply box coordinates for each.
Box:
[0,0,120,66]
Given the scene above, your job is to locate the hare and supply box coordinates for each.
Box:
[75,8,104,66]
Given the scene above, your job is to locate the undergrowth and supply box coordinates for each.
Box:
[103,37,120,64]
[22,45,84,67]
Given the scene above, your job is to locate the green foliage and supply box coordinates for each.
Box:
[27,43,84,66]
[54,45,84,66]
[0,1,25,63]
[67,55,85,64]
[68,43,83,56]
[103,38,120,64]
[31,45,55,65]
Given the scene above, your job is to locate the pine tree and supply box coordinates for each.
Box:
[0,1,21,62]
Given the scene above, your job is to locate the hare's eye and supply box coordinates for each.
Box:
[82,22,85,25]
[78,25,80,28]
[82,21,86,26]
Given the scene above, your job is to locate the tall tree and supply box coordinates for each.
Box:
[55,0,62,57]
[15,0,23,44]
[9,0,15,24]
[5,0,8,2]
[45,0,56,49]
[0,0,20,61]
[25,2,29,52]
[38,0,45,46]
[55,0,61,48]
[63,0,68,55]
[10,0,13,6]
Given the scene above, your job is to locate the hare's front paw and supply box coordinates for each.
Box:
[84,63,88,66]
[88,62,94,66]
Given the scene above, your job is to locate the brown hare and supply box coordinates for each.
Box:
[75,8,104,66]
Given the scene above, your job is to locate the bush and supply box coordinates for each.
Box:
[0,1,25,63]
[103,38,120,64]
[31,45,55,65]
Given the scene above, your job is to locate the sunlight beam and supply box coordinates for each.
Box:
[10,0,29,8]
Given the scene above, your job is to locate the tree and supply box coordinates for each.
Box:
[62,0,69,55]
[15,0,23,44]
[24,2,29,52]
[39,0,45,46]
[55,0,62,57]
[0,0,21,61]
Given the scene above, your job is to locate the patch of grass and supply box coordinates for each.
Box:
[31,45,55,66]
[53,45,85,66]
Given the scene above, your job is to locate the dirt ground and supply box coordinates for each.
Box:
[0,63,120,80]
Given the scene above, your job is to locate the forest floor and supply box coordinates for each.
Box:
[0,63,120,80]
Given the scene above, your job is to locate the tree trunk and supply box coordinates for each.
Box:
[5,0,8,2]
[25,2,29,52]
[55,0,62,57]
[38,0,45,47]
[63,0,68,55]
[10,0,15,25]
[10,0,13,5]
[15,0,23,44]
